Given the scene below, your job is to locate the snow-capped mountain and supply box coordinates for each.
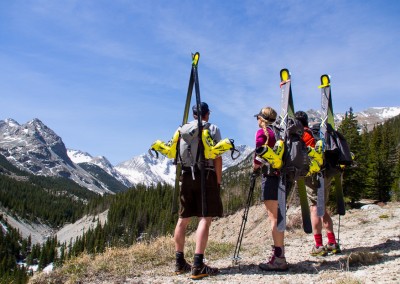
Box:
[115,145,254,186]
[350,107,400,130]
[306,106,400,130]
[0,118,113,194]
[67,149,132,188]
[221,144,254,171]
[115,154,176,186]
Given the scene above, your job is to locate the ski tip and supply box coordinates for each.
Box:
[318,74,331,88]
[192,52,200,66]
[280,68,290,82]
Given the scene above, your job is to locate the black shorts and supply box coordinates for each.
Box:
[261,175,280,201]
[179,170,223,218]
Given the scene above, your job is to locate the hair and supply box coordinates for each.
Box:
[259,107,277,144]
[295,111,308,127]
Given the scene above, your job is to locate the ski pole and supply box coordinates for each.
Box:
[337,214,341,248]
[232,173,257,264]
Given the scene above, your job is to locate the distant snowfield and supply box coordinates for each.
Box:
[376,106,400,118]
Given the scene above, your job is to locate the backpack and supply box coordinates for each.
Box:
[282,118,310,179]
[311,123,353,167]
[325,124,353,166]
[178,120,210,167]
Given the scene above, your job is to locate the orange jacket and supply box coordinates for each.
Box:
[302,127,315,147]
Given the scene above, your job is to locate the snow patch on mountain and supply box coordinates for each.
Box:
[67,149,93,164]
[115,154,176,186]
[67,149,132,187]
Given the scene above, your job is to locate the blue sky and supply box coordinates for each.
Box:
[1,0,399,165]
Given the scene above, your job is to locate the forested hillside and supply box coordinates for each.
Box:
[0,161,100,228]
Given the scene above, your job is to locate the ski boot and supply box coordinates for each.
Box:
[307,159,321,175]
[255,140,284,169]
[202,129,233,159]
[308,140,324,167]
[149,129,179,159]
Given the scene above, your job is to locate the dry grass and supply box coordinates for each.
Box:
[319,271,362,284]
[29,235,234,284]
[286,211,303,231]
[334,274,363,284]
[339,250,383,269]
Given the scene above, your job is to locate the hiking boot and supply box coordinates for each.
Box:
[310,245,328,257]
[325,243,341,254]
[190,264,219,280]
[175,260,191,275]
[259,255,288,272]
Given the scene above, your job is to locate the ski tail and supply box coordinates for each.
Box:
[297,178,312,234]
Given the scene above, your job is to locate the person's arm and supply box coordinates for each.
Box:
[214,156,222,185]
[253,129,265,171]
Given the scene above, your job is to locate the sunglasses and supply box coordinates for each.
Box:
[256,115,275,123]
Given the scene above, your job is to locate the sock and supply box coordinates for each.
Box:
[193,253,204,267]
[327,232,337,244]
[274,246,284,258]
[176,251,185,264]
[314,234,323,247]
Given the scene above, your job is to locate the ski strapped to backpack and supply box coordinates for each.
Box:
[318,74,348,217]
[149,52,240,216]
[255,68,311,233]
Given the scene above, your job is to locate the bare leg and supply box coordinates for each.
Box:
[174,217,190,252]
[310,205,322,235]
[322,211,334,233]
[264,200,284,247]
[195,217,212,254]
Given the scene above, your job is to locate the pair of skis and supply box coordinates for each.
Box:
[172,52,207,217]
[318,75,346,217]
[277,71,346,233]
[277,69,312,233]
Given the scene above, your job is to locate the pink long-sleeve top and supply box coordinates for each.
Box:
[254,127,276,166]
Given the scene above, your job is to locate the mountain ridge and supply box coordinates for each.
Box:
[0,106,398,191]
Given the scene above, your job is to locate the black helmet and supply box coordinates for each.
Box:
[295,111,308,127]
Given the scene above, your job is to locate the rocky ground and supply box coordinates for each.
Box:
[130,201,399,283]
[30,200,400,283]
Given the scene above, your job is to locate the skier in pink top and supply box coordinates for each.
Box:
[253,106,288,272]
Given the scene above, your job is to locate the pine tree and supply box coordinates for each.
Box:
[338,108,365,205]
